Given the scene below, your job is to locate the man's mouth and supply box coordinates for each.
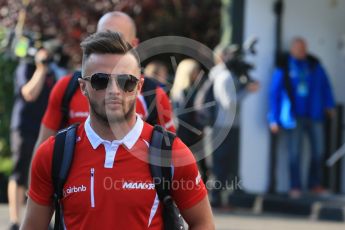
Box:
[105,98,122,105]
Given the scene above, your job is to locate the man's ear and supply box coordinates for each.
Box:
[137,76,144,93]
[131,38,140,47]
[78,78,88,97]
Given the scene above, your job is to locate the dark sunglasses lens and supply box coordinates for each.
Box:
[117,75,137,92]
[91,73,109,90]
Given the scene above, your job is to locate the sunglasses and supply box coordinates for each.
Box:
[82,73,139,92]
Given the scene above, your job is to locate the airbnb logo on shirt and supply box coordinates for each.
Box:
[63,185,87,197]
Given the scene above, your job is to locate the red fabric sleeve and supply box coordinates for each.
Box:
[135,96,146,120]
[155,87,176,132]
[41,75,72,130]
[171,138,207,210]
[27,137,55,206]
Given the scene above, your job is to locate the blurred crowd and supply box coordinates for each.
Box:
[1,0,220,66]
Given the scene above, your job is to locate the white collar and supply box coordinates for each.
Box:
[85,114,144,150]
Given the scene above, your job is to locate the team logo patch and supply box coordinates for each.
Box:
[122,182,155,190]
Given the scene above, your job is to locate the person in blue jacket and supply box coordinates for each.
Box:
[268,37,335,197]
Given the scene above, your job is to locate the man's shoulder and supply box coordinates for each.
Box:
[212,68,232,89]
[53,74,73,91]
[140,122,179,149]
[142,76,169,99]
[39,135,56,151]
[307,54,320,66]
[171,136,192,151]
[155,85,168,97]
[33,135,56,170]
[39,123,85,151]
[139,122,194,167]
[140,121,155,142]
[143,76,159,86]
[210,63,228,75]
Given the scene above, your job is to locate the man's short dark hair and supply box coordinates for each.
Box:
[80,31,139,73]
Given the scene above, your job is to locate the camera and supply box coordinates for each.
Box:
[224,37,258,90]
[8,30,67,67]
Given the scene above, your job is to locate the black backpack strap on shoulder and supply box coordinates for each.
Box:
[52,124,79,230]
[149,125,174,199]
[60,71,81,128]
[149,125,185,230]
[142,77,158,125]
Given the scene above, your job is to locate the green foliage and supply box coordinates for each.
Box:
[1,0,221,66]
[0,43,17,158]
[0,156,12,176]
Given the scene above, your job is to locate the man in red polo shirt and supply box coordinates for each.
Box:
[34,11,175,151]
[22,31,214,230]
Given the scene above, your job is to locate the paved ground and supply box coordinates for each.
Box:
[213,211,345,230]
[0,204,344,230]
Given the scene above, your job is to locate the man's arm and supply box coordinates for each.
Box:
[268,69,284,133]
[35,75,73,153]
[171,137,214,229]
[318,65,336,111]
[20,198,54,230]
[181,196,215,230]
[26,137,55,230]
[21,49,49,102]
[33,124,57,155]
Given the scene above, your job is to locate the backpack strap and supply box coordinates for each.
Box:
[52,124,79,230]
[149,125,185,230]
[142,77,159,126]
[149,125,175,201]
[60,71,81,128]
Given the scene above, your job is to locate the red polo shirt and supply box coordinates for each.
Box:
[42,75,175,132]
[29,117,206,229]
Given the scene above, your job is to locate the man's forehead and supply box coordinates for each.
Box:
[85,53,140,75]
[86,53,136,63]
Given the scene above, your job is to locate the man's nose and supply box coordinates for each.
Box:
[106,77,121,94]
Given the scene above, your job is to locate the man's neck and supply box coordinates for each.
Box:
[89,114,137,141]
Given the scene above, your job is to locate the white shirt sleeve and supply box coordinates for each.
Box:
[212,70,236,109]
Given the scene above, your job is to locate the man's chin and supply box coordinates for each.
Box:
[105,111,128,123]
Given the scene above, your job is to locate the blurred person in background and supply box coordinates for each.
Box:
[210,45,259,208]
[268,37,336,198]
[8,48,57,230]
[144,60,169,89]
[34,11,175,152]
[171,59,209,183]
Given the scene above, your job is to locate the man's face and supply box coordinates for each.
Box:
[80,53,143,124]
[290,39,307,60]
